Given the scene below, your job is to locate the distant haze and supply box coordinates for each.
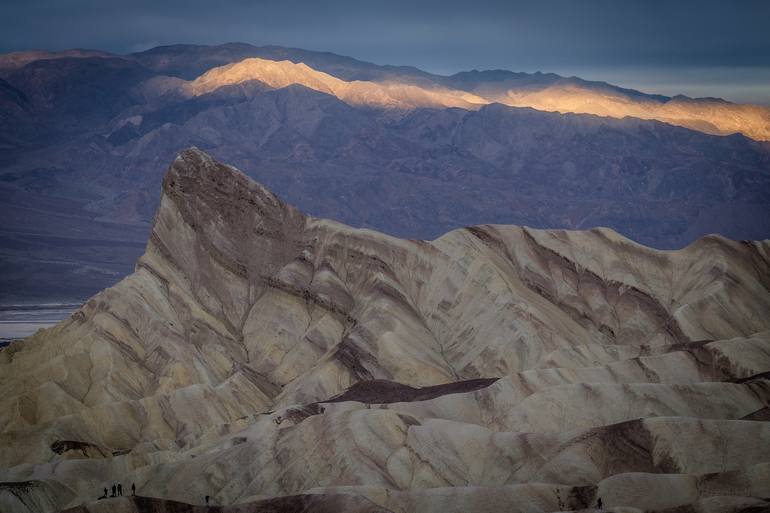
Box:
[547,67,770,106]
[1,0,769,105]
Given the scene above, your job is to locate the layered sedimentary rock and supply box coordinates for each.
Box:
[1,149,769,512]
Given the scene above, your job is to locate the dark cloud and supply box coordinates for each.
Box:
[1,0,769,102]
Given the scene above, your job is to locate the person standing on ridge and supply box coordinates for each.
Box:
[131,483,136,496]
[111,484,116,497]
[117,483,122,496]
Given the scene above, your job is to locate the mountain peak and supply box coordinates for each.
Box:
[166,146,244,187]
[146,148,306,286]
[182,57,488,109]
[161,147,302,233]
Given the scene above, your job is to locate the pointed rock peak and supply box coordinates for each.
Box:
[187,58,336,97]
[159,148,305,243]
[164,147,241,191]
[148,148,307,280]
[163,147,295,219]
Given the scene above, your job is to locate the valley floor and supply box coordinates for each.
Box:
[0,304,80,344]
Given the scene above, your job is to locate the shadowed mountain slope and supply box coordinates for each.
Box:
[2,70,769,302]
[1,43,769,304]
[0,49,113,72]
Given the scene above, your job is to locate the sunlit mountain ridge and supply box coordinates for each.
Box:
[451,73,770,141]
[3,43,769,140]
[133,45,770,141]
[184,57,488,109]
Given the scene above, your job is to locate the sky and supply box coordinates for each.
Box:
[1,0,769,104]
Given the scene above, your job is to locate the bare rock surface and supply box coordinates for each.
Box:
[1,149,769,512]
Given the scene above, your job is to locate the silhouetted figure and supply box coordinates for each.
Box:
[205,495,210,506]
[103,487,108,498]
[117,483,122,496]
[111,484,116,497]
[597,496,603,509]
[131,483,136,496]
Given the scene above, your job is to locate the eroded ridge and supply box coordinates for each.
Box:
[1,149,769,513]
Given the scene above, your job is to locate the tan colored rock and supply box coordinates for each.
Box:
[0,149,768,513]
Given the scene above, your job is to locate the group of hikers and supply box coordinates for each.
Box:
[98,482,135,499]
[97,484,213,507]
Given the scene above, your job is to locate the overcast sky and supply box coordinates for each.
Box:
[2,0,769,103]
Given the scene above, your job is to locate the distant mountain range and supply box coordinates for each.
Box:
[0,42,769,302]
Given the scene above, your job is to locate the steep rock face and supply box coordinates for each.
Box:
[0,150,769,513]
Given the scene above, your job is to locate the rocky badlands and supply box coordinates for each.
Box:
[1,149,769,512]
